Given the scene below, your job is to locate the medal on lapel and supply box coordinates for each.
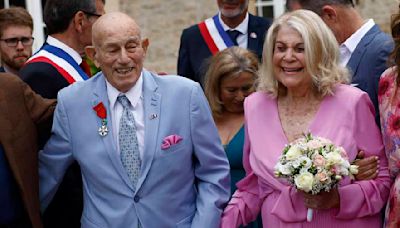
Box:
[93,102,108,137]
[98,119,108,136]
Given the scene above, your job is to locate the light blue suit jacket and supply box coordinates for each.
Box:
[39,70,230,228]
[347,24,393,125]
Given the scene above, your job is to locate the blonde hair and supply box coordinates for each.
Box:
[258,9,350,97]
[204,46,259,118]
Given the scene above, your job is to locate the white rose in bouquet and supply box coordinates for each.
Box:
[275,163,292,175]
[285,145,303,160]
[325,151,343,165]
[294,172,314,193]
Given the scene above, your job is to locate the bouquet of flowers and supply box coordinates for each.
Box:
[274,133,358,222]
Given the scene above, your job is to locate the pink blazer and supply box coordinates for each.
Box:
[221,84,391,228]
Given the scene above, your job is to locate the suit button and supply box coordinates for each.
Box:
[134,195,140,202]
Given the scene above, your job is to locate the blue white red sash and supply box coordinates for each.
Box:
[26,44,89,84]
[198,15,236,55]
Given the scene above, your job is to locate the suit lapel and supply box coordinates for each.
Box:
[136,70,160,192]
[92,74,135,192]
[247,14,263,58]
[347,25,379,80]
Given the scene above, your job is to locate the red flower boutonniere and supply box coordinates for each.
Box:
[93,102,108,137]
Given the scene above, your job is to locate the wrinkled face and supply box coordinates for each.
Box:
[0,25,32,71]
[80,0,105,49]
[219,71,255,113]
[273,25,312,91]
[217,0,249,18]
[93,23,147,93]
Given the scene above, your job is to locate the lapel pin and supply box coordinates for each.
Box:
[150,114,158,120]
[250,32,257,39]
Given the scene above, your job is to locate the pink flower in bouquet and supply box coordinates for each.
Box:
[313,154,326,167]
[306,140,323,150]
[316,172,328,183]
[330,166,338,174]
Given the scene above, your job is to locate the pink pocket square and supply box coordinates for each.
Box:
[161,135,183,150]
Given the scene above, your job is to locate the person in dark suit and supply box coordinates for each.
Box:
[0,7,33,75]
[18,0,105,227]
[20,0,105,99]
[297,0,394,126]
[177,0,272,86]
[0,73,55,228]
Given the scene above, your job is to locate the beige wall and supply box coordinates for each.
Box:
[105,0,397,74]
[118,0,217,74]
[105,0,120,12]
[356,0,398,33]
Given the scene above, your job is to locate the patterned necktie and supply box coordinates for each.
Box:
[117,95,141,190]
[227,30,241,46]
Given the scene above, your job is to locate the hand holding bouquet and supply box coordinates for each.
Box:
[274,133,358,222]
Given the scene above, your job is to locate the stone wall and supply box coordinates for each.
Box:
[117,0,217,74]
[106,0,398,75]
[356,0,398,33]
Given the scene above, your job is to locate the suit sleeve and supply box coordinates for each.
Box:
[220,100,262,228]
[188,83,231,228]
[18,78,56,124]
[20,62,68,99]
[39,92,74,211]
[335,93,391,218]
[177,29,195,80]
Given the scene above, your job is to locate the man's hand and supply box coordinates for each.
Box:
[354,151,379,180]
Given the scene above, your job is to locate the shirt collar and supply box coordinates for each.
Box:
[218,12,249,35]
[340,19,375,53]
[106,72,143,109]
[46,35,83,64]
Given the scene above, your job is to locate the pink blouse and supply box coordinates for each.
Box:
[221,84,391,228]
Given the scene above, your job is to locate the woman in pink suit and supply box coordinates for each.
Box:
[220,9,391,228]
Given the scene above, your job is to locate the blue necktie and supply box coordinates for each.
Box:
[117,95,141,190]
[227,30,241,46]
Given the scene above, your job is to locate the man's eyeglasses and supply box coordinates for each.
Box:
[81,10,102,18]
[0,37,34,47]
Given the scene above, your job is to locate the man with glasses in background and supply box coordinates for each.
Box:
[0,7,33,75]
[19,0,105,227]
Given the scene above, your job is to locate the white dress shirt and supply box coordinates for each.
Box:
[46,35,83,65]
[106,74,145,159]
[219,12,249,48]
[339,19,375,67]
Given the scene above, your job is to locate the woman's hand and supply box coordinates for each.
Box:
[354,151,379,180]
[302,188,340,210]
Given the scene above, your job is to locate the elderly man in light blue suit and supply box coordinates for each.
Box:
[39,12,230,228]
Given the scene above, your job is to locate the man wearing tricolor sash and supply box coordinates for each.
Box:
[178,0,272,86]
[19,0,105,228]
